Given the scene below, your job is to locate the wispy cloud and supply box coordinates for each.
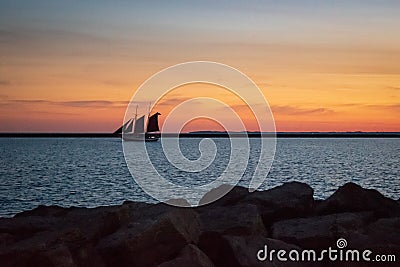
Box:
[218,103,335,116]
[387,86,400,91]
[0,80,10,86]
[335,103,400,112]
[155,96,205,107]
[102,80,128,87]
[271,105,335,115]
[365,104,400,111]
[156,97,186,106]
[58,100,126,108]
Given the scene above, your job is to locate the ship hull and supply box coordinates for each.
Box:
[122,133,159,142]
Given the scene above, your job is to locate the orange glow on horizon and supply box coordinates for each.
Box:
[1,42,399,132]
[1,72,399,133]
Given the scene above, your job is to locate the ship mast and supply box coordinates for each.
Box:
[134,105,138,121]
[146,102,151,133]
[133,104,138,133]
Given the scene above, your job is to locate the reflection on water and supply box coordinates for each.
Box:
[0,137,399,217]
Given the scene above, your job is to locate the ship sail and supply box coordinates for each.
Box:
[134,115,145,133]
[125,119,133,133]
[113,119,132,134]
[147,112,161,132]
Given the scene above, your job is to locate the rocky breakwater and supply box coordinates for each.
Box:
[1,182,399,267]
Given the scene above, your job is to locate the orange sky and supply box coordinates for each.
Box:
[1,1,399,132]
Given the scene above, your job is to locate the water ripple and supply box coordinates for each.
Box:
[0,137,399,217]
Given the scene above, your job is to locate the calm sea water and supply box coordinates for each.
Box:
[0,138,399,217]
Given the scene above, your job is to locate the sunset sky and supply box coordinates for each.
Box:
[1,0,399,132]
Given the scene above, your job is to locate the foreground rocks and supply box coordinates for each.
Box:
[0,182,399,266]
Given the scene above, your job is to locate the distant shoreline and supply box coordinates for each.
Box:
[1,132,399,138]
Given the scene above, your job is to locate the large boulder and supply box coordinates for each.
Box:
[96,207,200,266]
[199,185,250,207]
[158,244,214,267]
[362,217,400,255]
[15,205,69,218]
[243,182,315,226]
[316,182,400,218]
[198,232,242,267]
[41,245,77,267]
[199,233,304,267]
[59,204,133,242]
[340,217,400,263]
[0,228,85,267]
[0,216,59,242]
[198,204,266,236]
[366,217,400,246]
[272,212,373,249]
[224,236,303,267]
[0,202,161,267]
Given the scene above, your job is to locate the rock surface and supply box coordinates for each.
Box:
[0,182,399,267]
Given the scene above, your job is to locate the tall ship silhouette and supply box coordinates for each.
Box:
[114,105,161,142]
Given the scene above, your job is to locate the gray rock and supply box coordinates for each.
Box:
[316,182,400,217]
[199,184,249,207]
[158,244,214,267]
[366,217,400,246]
[224,236,304,267]
[199,233,308,267]
[96,207,200,266]
[0,233,14,248]
[15,205,68,218]
[243,182,315,225]
[62,205,132,241]
[198,231,242,267]
[42,245,76,267]
[0,229,83,267]
[0,215,59,242]
[272,212,373,249]
[198,204,266,236]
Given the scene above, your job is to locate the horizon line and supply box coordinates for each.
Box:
[1,132,399,138]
